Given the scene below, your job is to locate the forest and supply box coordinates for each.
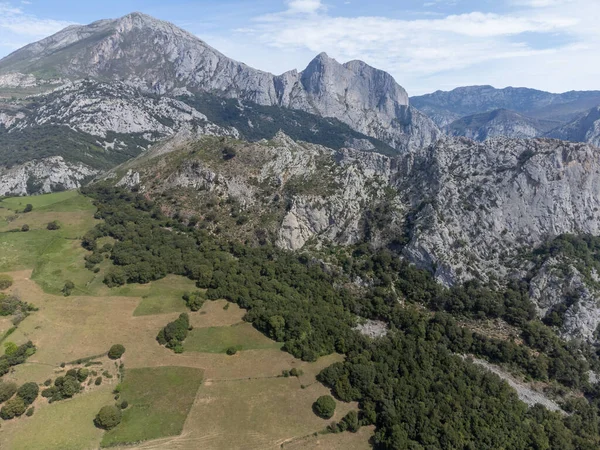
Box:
[80,185,600,449]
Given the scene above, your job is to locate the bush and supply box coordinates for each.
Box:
[41,387,57,398]
[46,221,60,230]
[62,281,75,296]
[0,396,26,419]
[21,224,29,232]
[95,377,102,386]
[104,268,126,287]
[66,368,78,378]
[120,400,128,409]
[25,406,34,417]
[4,341,17,356]
[94,405,122,430]
[61,377,81,398]
[23,204,33,213]
[16,382,39,405]
[77,368,89,382]
[290,368,303,377]
[0,275,13,291]
[44,379,52,386]
[108,344,125,360]
[0,381,17,403]
[226,347,237,355]
[313,395,336,419]
[340,410,360,432]
[183,291,205,312]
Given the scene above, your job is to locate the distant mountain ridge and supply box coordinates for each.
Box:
[411,85,600,127]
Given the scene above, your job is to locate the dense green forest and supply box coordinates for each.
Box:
[80,186,600,449]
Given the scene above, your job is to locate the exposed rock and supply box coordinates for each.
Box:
[0,12,439,152]
[0,156,98,195]
[354,319,388,339]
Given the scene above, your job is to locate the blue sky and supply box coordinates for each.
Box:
[0,0,597,95]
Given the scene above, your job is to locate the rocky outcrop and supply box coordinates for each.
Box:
[400,138,600,285]
[0,12,439,152]
[0,156,98,195]
[529,258,600,341]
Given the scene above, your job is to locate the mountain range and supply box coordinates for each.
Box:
[1,12,600,342]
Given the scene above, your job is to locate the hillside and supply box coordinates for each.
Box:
[444,109,560,140]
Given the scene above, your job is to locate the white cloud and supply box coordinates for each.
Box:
[0,2,73,39]
[286,0,325,14]
[230,0,599,94]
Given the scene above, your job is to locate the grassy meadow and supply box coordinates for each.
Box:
[0,191,368,449]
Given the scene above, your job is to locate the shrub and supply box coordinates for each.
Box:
[0,396,26,419]
[77,368,89,382]
[61,377,81,398]
[0,275,13,291]
[104,268,126,287]
[226,347,237,355]
[23,204,33,213]
[0,381,17,403]
[44,379,52,386]
[16,382,39,405]
[46,220,60,230]
[95,377,102,386]
[340,410,360,432]
[94,405,122,430]
[4,341,17,356]
[108,344,125,360]
[62,281,75,296]
[25,406,34,417]
[120,400,128,409]
[66,368,78,378]
[222,146,237,160]
[21,224,29,232]
[41,387,57,398]
[313,395,336,419]
[290,368,303,377]
[183,291,205,312]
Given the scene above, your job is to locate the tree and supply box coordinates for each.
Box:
[341,410,360,432]
[23,204,33,213]
[108,344,126,360]
[61,377,81,398]
[313,395,336,419]
[226,347,237,355]
[0,396,26,419]
[47,221,61,230]
[77,368,89,382]
[62,281,75,296]
[21,224,29,232]
[0,381,17,403]
[16,382,39,405]
[25,406,34,416]
[183,291,205,312]
[4,341,17,356]
[94,405,122,430]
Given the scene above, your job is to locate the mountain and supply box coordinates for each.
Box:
[0,12,439,153]
[444,109,560,141]
[547,106,600,147]
[411,85,600,127]
[108,131,600,341]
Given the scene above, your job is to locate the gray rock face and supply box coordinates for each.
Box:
[529,258,600,341]
[444,109,559,141]
[0,156,98,195]
[547,107,600,147]
[0,12,439,152]
[401,138,600,286]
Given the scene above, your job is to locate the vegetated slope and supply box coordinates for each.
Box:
[546,106,600,147]
[78,185,600,449]
[109,132,600,342]
[0,12,439,153]
[411,85,600,127]
[444,109,560,140]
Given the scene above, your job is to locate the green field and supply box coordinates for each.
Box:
[184,322,284,353]
[1,385,114,450]
[132,276,198,316]
[101,366,204,447]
